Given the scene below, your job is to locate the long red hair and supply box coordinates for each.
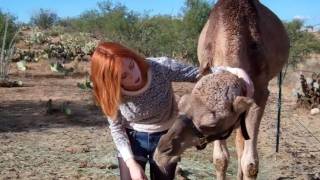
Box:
[91,42,149,119]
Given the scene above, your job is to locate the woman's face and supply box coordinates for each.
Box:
[120,58,143,89]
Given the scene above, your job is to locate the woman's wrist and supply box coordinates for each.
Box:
[125,157,147,180]
[125,157,137,168]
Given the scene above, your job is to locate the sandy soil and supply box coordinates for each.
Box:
[0,61,319,180]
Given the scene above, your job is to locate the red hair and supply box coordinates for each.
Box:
[91,42,149,119]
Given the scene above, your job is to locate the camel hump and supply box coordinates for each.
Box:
[212,0,261,42]
[198,0,289,81]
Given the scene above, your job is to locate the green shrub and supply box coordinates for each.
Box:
[30,8,59,29]
[0,10,17,49]
[0,13,19,84]
[284,19,320,67]
[59,0,212,64]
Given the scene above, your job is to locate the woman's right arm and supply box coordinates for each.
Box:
[107,114,134,162]
[150,57,199,82]
[107,114,147,180]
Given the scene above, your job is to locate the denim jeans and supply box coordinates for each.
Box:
[118,129,177,180]
[126,129,167,163]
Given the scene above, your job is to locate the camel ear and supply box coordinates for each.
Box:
[233,96,254,114]
[199,61,210,76]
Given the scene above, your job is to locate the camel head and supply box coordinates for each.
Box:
[154,72,254,168]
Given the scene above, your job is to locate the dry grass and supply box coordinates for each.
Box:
[0,60,320,179]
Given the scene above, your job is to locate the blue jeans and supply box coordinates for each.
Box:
[118,129,177,180]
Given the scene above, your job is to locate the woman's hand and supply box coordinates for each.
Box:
[126,158,148,180]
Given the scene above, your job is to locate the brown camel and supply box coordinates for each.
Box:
[153,0,289,179]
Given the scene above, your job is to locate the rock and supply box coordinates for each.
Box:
[79,161,88,168]
[65,146,80,154]
[106,163,118,169]
[310,108,320,115]
[81,145,90,153]
[296,174,313,180]
[96,163,107,169]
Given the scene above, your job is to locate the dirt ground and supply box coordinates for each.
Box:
[0,61,319,180]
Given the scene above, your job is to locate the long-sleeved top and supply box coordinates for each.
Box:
[107,57,199,161]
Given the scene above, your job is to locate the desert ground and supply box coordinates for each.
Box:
[0,59,320,180]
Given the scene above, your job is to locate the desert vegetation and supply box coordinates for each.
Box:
[1,0,320,179]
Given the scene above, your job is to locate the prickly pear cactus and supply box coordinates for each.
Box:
[12,26,98,63]
[294,72,320,109]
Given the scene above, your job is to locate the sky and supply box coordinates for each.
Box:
[0,0,320,27]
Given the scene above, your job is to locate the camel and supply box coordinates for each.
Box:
[153,0,289,179]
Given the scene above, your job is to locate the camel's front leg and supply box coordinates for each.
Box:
[241,88,269,180]
[235,127,245,180]
[213,140,229,180]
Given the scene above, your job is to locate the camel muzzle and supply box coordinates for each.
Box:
[178,112,250,150]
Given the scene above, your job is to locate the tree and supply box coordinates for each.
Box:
[179,0,212,64]
[0,10,17,49]
[129,15,183,57]
[30,9,58,29]
[58,0,213,64]
[284,19,320,67]
[0,13,20,86]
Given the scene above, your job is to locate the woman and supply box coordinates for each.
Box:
[91,42,198,180]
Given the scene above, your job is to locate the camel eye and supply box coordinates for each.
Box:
[205,111,216,118]
[161,147,171,153]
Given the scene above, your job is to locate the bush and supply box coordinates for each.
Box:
[59,0,212,64]
[30,8,59,29]
[0,12,19,84]
[284,19,320,67]
[179,0,212,64]
[0,10,17,49]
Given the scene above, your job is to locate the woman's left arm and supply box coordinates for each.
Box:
[156,57,199,82]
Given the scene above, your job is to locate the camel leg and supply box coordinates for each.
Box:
[213,140,229,180]
[235,128,245,180]
[241,88,269,180]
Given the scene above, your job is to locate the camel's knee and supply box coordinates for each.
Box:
[247,163,259,178]
[214,155,229,180]
[213,141,229,180]
[213,141,229,172]
[214,156,229,172]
